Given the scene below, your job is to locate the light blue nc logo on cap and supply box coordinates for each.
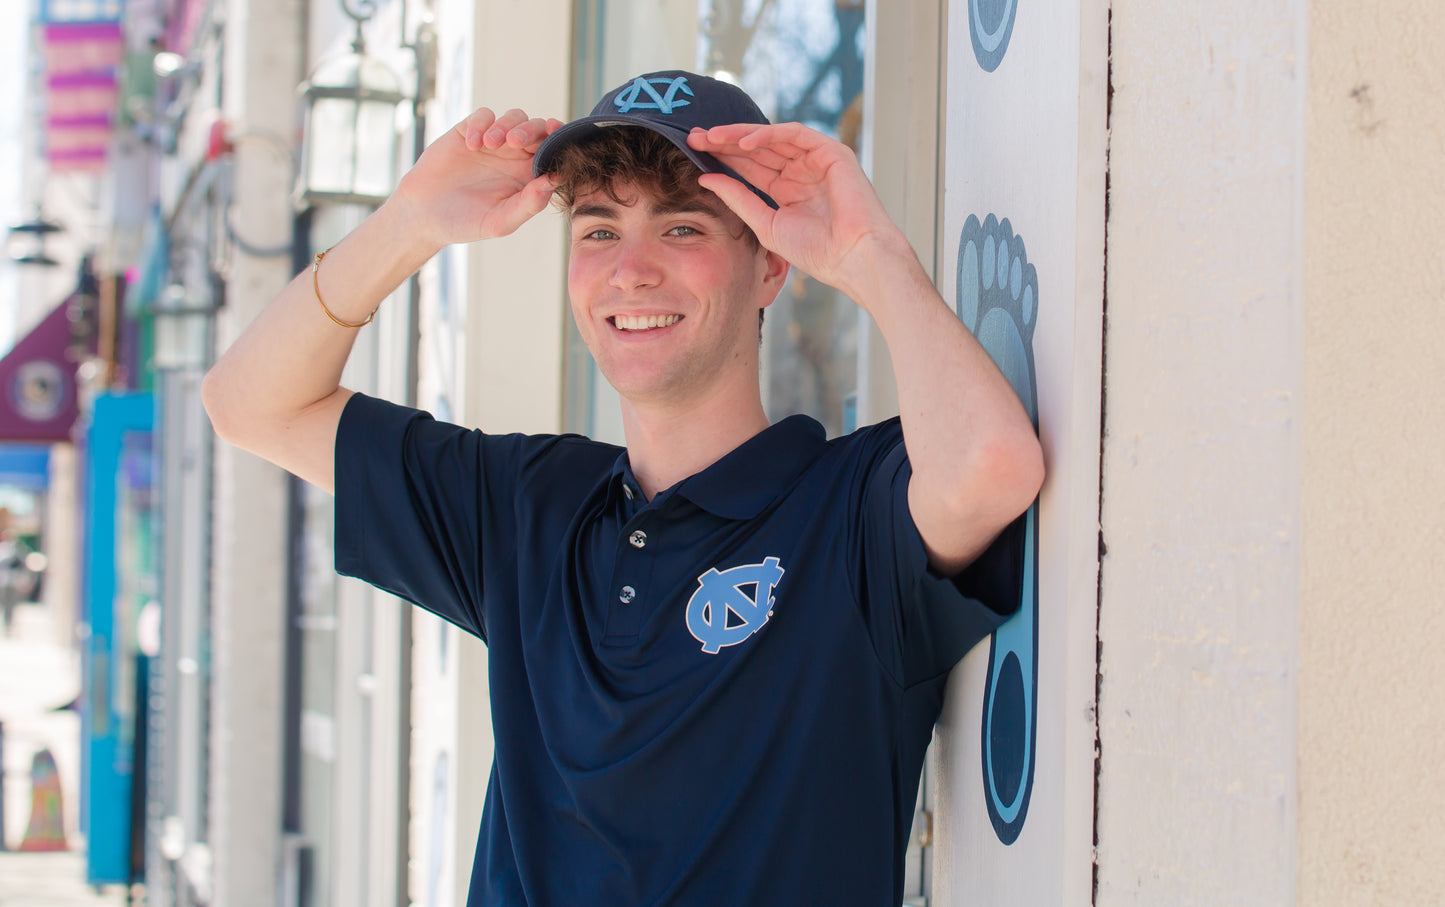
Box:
[614,76,694,115]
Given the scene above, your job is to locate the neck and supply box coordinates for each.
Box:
[620,383,770,499]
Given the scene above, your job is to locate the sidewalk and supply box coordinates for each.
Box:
[0,602,126,906]
[0,850,126,906]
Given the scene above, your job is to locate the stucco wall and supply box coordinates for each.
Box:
[1299,3,1445,903]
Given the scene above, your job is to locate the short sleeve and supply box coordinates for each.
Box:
[851,423,1026,688]
[334,393,527,641]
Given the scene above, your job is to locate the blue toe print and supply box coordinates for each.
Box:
[969,0,1019,72]
[957,213,1038,846]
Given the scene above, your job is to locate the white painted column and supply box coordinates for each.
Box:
[43,444,78,649]
[1095,0,1305,902]
[463,1,571,438]
[209,0,304,903]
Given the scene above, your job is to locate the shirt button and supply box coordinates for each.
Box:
[619,585,636,604]
[628,530,647,549]
[622,484,635,501]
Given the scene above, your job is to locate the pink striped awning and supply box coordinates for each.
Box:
[41,20,122,173]
[43,22,124,72]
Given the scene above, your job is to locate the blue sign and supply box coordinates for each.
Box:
[82,392,154,884]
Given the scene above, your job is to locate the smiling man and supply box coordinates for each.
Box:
[203,71,1043,906]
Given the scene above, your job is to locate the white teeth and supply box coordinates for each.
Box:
[614,314,681,331]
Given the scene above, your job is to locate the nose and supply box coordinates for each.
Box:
[608,236,662,292]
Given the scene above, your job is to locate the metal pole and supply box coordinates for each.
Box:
[0,720,8,850]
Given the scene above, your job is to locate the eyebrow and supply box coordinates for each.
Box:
[570,199,729,221]
[571,203,618,220]
[650,199,728,219]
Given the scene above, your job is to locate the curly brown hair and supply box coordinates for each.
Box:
[546,126,759,249]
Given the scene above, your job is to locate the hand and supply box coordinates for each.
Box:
[390,107,564,249]
[686,123,913,302]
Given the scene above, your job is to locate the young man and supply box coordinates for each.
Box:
[204,71,1043,905]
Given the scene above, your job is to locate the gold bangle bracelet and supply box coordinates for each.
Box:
[312,247,376,328]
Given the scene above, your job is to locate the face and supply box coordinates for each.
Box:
[566,183,787,410]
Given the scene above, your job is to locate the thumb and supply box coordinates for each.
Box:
[697,173,775,248]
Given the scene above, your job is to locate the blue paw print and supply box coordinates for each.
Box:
[969,0,1019,72]
[957,213,1038,845]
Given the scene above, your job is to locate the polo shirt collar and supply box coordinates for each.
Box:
[609,415,828,520]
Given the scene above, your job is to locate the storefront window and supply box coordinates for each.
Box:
[289,476,339,907]
[564,0,866,440]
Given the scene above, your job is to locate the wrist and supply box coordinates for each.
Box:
[313,202,443,314]
[373,192,449,261]
[835,230,930,312]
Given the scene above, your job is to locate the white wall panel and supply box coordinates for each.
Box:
[1095,0,1304,902]
[931,0,1107,902]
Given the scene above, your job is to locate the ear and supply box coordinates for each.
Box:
[758,248,790,309]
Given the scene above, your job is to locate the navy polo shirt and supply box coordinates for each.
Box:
[334,392,1022,906]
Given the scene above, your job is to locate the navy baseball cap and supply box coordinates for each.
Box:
[533,70,777,208]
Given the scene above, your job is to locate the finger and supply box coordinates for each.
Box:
[687,129,784,183]
[690,126,822,180]
[522,118,566,151]
[697,172,776,245]
[514,116,569,152]
[712,144,793,174]
[484,108,533,149]
[704,147,801,196]
[746,140,812,162]
[695,121,830,153]
[506,117,556,151]
[738,122,833,152]
[459,108,498,149]
[688,122,766,149]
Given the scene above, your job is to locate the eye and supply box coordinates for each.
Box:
[667,225,699,237]
[581,228,617,241]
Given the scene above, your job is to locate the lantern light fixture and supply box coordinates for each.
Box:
[150,282,217,371]
[295,0,408,208]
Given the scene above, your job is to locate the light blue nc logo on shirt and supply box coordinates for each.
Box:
[686,557,784,654]
[614,76,694,115]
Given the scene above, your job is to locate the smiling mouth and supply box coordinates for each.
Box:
[611,314,683,331]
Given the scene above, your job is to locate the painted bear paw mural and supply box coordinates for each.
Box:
[957,213,1039,845]
[957,214,1037,401]
[969,0,1019,72]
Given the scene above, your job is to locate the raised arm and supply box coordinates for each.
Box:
[688,123,1044,574]
[202,108,561,493]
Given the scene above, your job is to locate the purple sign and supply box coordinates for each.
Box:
[0,299,81,442]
